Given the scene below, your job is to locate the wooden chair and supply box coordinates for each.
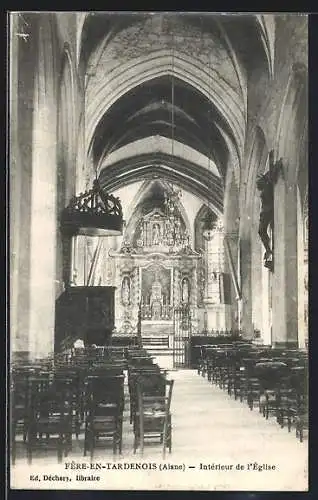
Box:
[283,366,308,441]
[53,370,83,439]
[128,365,164,424]
[133,376,174,458]
[84,375,125,459]
[255,361,288,419]
[26,379,73,464]
[11,370,52,464]
[11,376,30,464]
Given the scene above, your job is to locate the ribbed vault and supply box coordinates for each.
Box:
[99,153,223,215]
[78,13,276,214]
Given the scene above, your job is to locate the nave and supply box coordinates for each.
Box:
[10,12,308,492]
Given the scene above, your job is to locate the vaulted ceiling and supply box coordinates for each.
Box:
[78,13,275,214]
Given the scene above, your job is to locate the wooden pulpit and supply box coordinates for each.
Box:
[54,286,116,351]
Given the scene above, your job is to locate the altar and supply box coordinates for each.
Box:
[109,207,200,335]
[140,265,173,320]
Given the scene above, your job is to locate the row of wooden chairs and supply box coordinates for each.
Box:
[11,345,175,462]
[11,349,127,463]
[198,343,308,442]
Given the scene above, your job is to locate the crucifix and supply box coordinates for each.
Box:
[256,150,284,272]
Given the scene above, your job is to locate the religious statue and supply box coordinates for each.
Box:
[152,223,161,245]
[182,278,190,303]
[256,172,274,261]
[137,224,144,247]
[256,151,283,270]
[212,270,218,281]
[121,276,130,306]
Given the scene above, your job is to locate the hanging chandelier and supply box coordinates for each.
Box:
[160,39,189,251]
[61,179,124,237]
[163,187,190,250]
[202,56,216,240]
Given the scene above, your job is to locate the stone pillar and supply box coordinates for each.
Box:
[10,14,21,356]
[202,220,228,331]
[10,14,38,360]
[240,236,253,339]
[272,178,298,347]
[297,192,306,348]
[285,184,299,345]
[28,20,57,359]
[251,212,263,334]
[261,263,272,345]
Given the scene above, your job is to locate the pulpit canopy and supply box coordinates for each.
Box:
[61,180,124,237]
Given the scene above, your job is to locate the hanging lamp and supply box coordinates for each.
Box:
[61,69,124,238]
[203,55,216,236]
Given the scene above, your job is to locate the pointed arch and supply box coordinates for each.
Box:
[244,125,268,217]
[86,50,245,162]
[194,204,218,253]
[275,63,307,185]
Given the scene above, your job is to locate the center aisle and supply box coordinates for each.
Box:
[117,357,308,490]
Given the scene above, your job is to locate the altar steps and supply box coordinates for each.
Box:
[142,334,169,349]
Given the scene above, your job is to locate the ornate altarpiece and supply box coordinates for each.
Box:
[109,208,200,335]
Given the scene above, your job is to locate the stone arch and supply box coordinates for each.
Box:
[271,63,307,347]
[99,153,224,215]
[56,45,78,292]
[57,45,77,207]
[122,179,192,246]
[245,125,268,217]
[86,50,245,162]
[275,63,307,185]
[255,14,276,79]
[194,204,218,253]
[76,13,89,67]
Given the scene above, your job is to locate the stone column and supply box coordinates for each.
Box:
[251,206,263,334]
[239,236,253,339]
[10,14,21,356]
[10,15,38,360]
[202,220,226,331]
[272,177,298,347]
[28,20,58,359]
[297,192,306,348]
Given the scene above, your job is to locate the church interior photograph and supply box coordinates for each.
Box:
[9,12,308,491]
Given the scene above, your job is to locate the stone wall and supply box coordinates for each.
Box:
[10,13,86,358]
[235,14,308,345]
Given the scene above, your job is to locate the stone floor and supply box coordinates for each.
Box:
[11,356,308,491]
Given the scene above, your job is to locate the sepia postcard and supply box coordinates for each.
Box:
[9,11,308,492]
